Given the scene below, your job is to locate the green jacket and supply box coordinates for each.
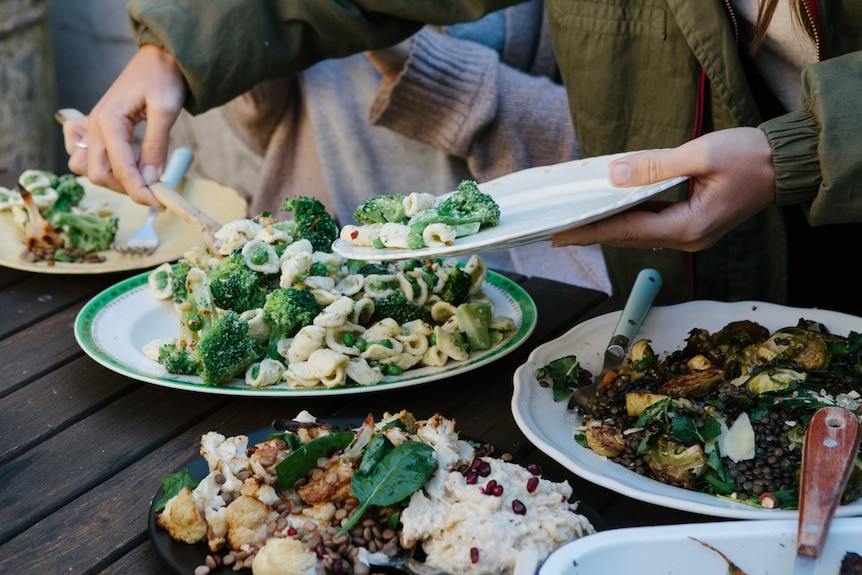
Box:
[129,0,862,309]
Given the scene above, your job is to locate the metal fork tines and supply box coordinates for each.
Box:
[112,207,160,254]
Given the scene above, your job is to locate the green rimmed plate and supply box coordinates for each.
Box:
[75,269,536,396]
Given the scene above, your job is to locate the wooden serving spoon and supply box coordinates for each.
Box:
[794,406,861,575]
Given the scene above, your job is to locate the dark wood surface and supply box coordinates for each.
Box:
[0,260,721,574]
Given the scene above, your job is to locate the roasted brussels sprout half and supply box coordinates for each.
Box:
[658,368,722,398]
[756,329,831,370]
[745,367,806,394]
[584,419,626,457]
[647,436,708,488]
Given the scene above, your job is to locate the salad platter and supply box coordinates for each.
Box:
[512,300,862,520]
[0,176,246,274]
[332,151,686,261]
[76,268,536,396]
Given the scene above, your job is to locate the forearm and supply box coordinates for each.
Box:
[367,26,579,182]
[127,0,517,115]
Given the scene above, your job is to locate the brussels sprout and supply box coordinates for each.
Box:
[584,419,626,457]
[647,436,708,488]
[625,392,670,417]
[756,330,831,370]
[745,367,806,394]
[658,368,722,398]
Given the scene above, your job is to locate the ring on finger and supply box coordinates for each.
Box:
[74,140,89,150]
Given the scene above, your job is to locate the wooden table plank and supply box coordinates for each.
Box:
[0,357,139,464]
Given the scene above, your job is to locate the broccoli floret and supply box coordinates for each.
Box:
[262,287,320,358]
[408,180,500,230]
[352,194,407,225]
[282,196,339,253]
[45,175,85,219]
[171,260,192,304]
[208,253,267,313]
[194,310,260,385]
[454,301,493,350]
[158,342,201,375]
[370,291,432,326]
[439,267,472,306]
[50,211,119,252]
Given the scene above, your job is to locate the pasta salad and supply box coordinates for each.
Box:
[143,209,517,390]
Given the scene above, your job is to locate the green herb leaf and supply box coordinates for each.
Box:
[275,431,355,490]
[155,468,200,513]
[337,441,436,537]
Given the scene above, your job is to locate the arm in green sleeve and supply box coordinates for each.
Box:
[128,0,519,114]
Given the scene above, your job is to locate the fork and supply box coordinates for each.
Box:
[111,147,194,255]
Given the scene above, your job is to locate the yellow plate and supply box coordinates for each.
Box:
[0,177,247,274]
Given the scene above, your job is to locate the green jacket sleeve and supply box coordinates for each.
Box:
[759,51,862,225]
[127,0,517,114]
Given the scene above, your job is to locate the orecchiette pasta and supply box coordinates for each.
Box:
[433,325,469,361]
[395,332,429,356]
[287,325,327,364]
[241,239,280,274]
[215,219,263,255]
[313,296,354,328]
[345,358,384,386]
[430,301,458,323]
[363,274,398,298]
[306,348,349,388]
[382,352,424,371]
[463,255,488,297]
[335,274,364,296]
[362,318,400,341]
[402,192,436,217]
[148,262,174,300]
[421,345,448,367]
[422,223,456,247]
[362,338,404,360]
[283,362,321,388]
[240,308,270,342]
[339,224,381,246]
[325,323,364,356]
[245,358,284,388]
[378,223,412,248]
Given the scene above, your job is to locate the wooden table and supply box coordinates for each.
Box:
[0,261,721,574]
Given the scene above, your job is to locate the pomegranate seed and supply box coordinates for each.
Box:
[246,446,258,456]
[350,230,359,240]
[526,463,542,476]
[512,500,527,515]
[466,472,478,485]
[287,526,297,536]
[315,542,326,558]
[492,484,504,496]
[526,477,539,493]
[478,461,492,477]
[457,464,469,475]
[470,547,480,564]
[470,458,482,470]
[481,479,498,495]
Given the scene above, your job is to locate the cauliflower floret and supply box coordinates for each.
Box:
[414,414,475,490]
[252,537,318,575]
[200,432,250,477]
[225,495,278,551]
[215,218,264,255]
[156,487,208,544]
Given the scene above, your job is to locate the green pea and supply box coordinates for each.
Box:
[386,364,402,376]
[341,332,357,347]
[249,246,269,265]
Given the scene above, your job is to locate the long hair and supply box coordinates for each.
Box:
[749,0,817,53]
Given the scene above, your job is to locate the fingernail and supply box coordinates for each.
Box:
[609,162,631,185]
[141,164,161,185]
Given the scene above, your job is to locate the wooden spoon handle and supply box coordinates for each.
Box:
[797,406,861,557]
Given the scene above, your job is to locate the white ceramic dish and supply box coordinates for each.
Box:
[0,177,246,274]
[539,517,862,575]
[512,300,862,519]
[331,151,687,261]
[75,269,536,396]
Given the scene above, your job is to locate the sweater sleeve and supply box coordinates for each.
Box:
[759,51,862,224]
[367,24,579,182]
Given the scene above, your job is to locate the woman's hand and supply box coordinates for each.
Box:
[552,127,777,251]
[65,45,186,209]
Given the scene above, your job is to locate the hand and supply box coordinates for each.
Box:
[552,127,776,252]
[65,45,186,209]
[365,38,413,81]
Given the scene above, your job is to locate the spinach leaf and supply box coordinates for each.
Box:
[357,434,394,476]
[275,431,355,490]
[337,441,436,537]
[155,468,200,512]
